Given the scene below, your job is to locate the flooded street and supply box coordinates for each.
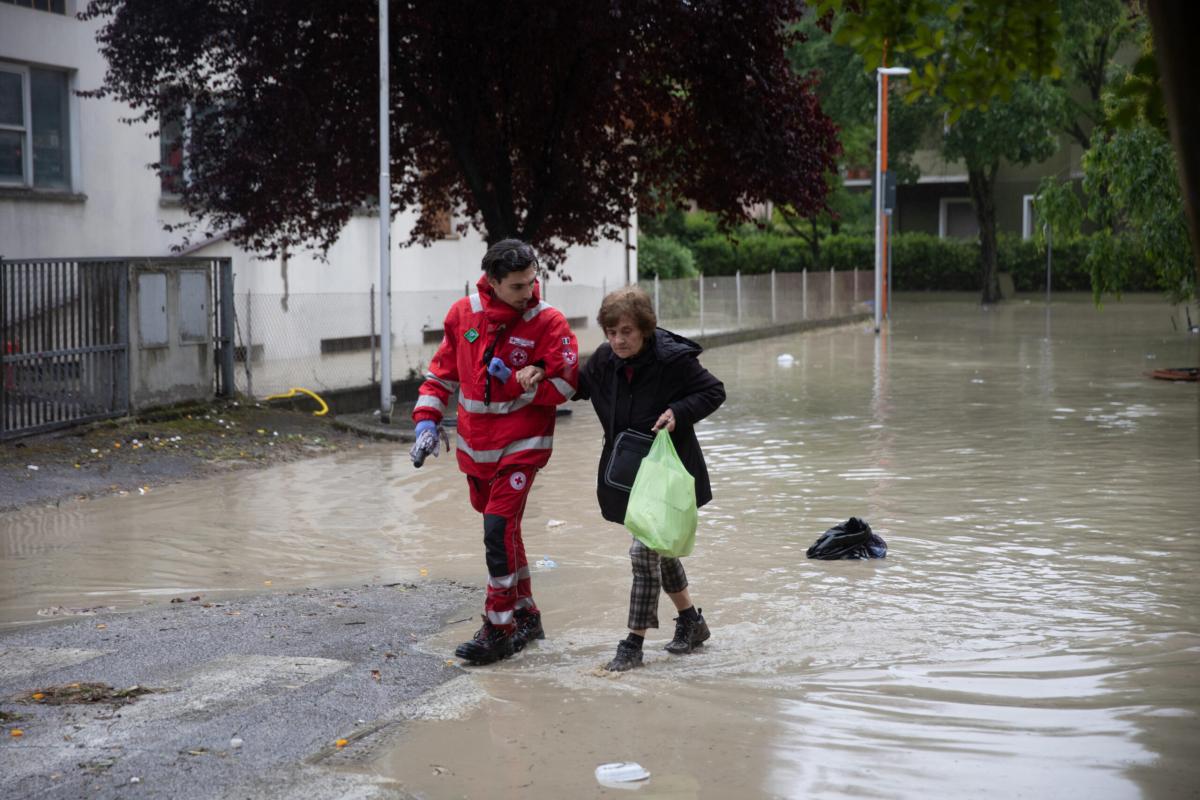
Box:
[3,295,1198,798]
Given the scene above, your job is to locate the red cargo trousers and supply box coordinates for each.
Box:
[466,465,539,631]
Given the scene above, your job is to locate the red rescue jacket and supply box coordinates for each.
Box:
[413,274,579,478]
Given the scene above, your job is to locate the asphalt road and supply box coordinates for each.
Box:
[0,581,478,799]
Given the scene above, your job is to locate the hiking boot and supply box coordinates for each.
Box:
[454,617,516,664]
[664,609,710,654]
[512,609,545,652]
[604,639,644,672]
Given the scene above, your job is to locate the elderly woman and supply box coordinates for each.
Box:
[573,286,726,671]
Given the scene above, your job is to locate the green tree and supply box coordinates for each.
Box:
[1038,122,1193,302]
[816,0,1062,119]
[1056,0,1142,151]
[783,14,933,264]
[942,81,1062,302]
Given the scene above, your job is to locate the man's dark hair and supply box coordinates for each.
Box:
[482,239,539,281]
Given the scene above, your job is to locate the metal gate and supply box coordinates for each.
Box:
[1,259,130,440]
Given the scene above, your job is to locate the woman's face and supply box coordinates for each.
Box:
[605,315,646,359]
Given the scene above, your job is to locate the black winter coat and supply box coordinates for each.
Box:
[575,328,726,524]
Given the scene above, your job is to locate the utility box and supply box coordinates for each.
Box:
[128,264,215,409]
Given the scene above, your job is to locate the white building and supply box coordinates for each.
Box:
[1,0,632,398]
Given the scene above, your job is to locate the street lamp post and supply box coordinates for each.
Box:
[378,0,393,422]
[874,66,910,334]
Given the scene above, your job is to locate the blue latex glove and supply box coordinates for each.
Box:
[410,420,443,467]
[487,356,512,383]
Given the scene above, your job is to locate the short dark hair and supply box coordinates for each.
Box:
[597,287,657,337]
[482,239,539,281]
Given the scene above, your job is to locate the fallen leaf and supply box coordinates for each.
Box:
[95,623,107,630]
[10,729,23,738]
[370,670,381,681]
[263,580,272,586]
[189,596,201,602]
[32,693,44,701]
[335,738,348,748]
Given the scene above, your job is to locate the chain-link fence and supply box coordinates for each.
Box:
[232,269,872,400]
[642,268,870,336]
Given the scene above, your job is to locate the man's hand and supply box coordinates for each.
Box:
[410,419,447,468]
[487,357,513,383]
[516,365,546,391]
[651,408,676,433]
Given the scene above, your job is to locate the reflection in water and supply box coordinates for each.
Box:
[2,296,1198,797]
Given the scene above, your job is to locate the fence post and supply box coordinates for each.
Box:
[218,259,235,397]
[829,267,835,316]
[654,274,660,319]
[802,268,808,320]
[735,270,742,329]
[853,267,858,304]
[245,288,254,399]
[699,273,705,335]
[771,269,776,324]
[370,283,377,385]
[117,262,129,412]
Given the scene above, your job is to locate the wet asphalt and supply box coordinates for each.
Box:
[0,581,477,799]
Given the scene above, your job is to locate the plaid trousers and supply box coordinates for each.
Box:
[627,537,688,630]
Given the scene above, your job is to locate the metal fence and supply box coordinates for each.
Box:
[230,268,872,400]
[2,259,130,439]
[2,257,234,440]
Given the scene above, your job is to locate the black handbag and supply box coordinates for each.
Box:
[604,429,655,491]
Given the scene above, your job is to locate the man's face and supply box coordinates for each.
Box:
[488,266,538,311]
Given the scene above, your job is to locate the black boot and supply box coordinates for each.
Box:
[665,608,710,654]
[512,609,545,652]
[604,639,644,672]
[454,617,516,664]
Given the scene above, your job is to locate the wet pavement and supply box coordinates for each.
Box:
[2,294,1198,798]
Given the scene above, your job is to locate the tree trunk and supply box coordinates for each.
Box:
[810,217,820,266]
[967,164,1001,304]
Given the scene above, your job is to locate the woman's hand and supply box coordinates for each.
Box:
[516,365,546,391]
[651,407,676,433]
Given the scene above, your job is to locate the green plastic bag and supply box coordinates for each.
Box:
[623,429,697,557]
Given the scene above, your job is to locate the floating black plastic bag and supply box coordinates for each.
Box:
[806,517,887,559]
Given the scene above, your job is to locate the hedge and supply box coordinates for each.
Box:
[642,230,1163,292]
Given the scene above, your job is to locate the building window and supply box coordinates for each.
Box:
[1021,194,1038,240]
[159,100,219,195]
[0,0,67,13]
[938,197,978,239]
[159,105,186,195]
[0,61,71,190]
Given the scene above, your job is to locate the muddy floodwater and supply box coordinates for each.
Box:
[3,295,1198,798]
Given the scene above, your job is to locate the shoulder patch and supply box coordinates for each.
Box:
[464,328,480,343]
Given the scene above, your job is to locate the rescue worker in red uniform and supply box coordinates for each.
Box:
[410,239,578,664]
